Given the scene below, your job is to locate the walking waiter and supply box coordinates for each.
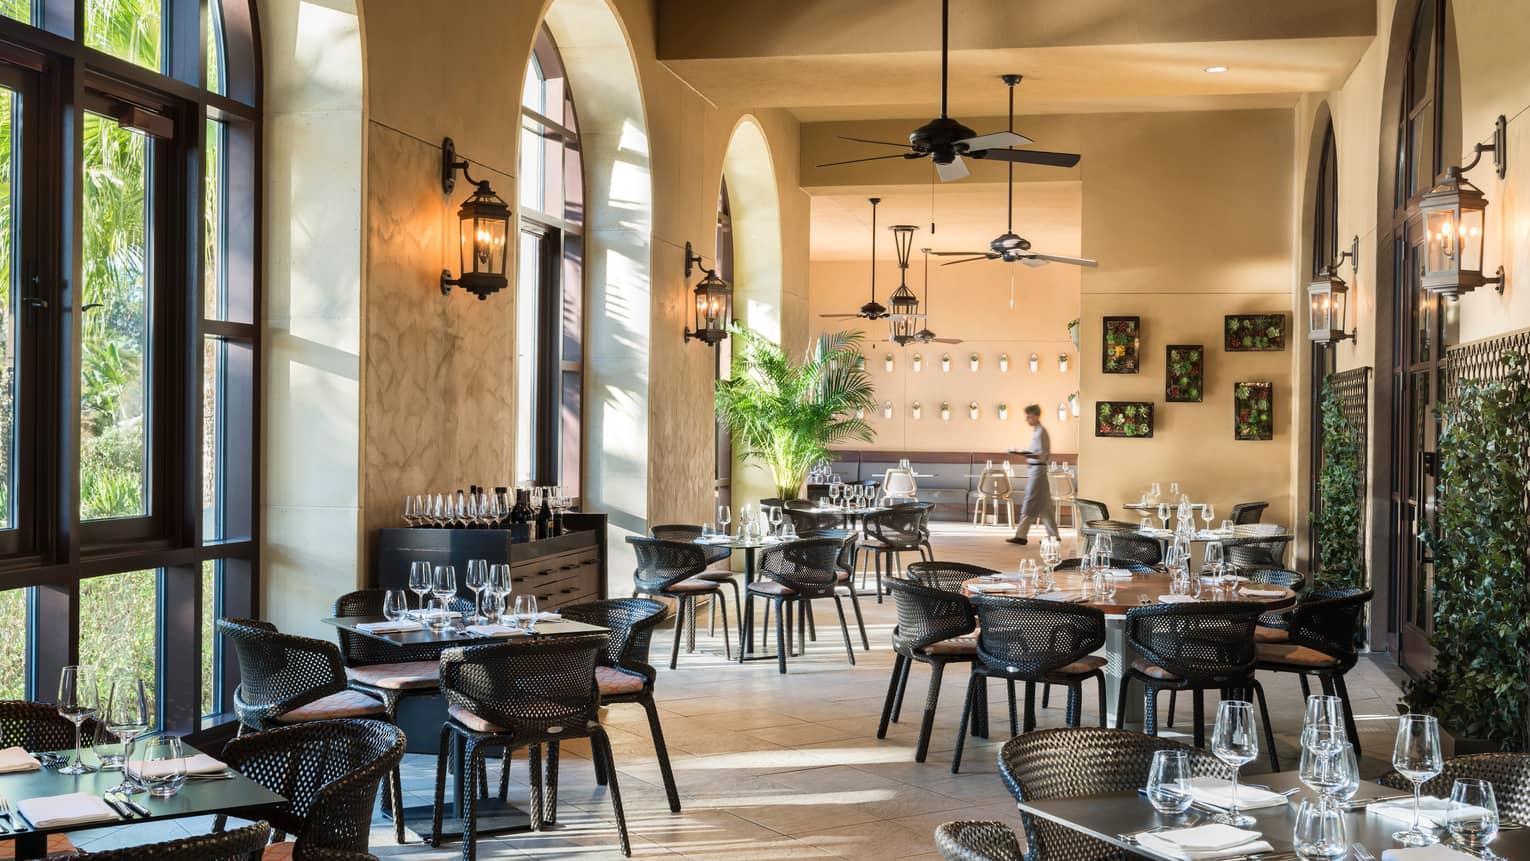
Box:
[1005,403,1060,545]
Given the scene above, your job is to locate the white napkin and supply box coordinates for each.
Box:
[1200,574,1248,584]
[1102,569,1135,580]
[1186,776,1290,810]
[1380,846,1481,861]
[356,620,422,633]
[1159,594,1199,604]
[967,582,1019,593]
[1136,823,1273,861]
[0,746,40,774]
[1239,587,1286,598]
[696,535,732,544]
[531,612,562,622]
[464,623,528,638]
[1370,796,1490,828]
[1036,591,1086,603]
[16,793,121,828]
[131,752,227,780]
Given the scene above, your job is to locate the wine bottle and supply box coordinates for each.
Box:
[510,488,533,543]
[535,491,552,540]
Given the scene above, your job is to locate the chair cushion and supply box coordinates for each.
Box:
[262,842,294,861]
[0,834,76,859]
[920,636,977,656]
[1257,642,1341,668]
[1130,657,1183,681]
[345,660,440,690]
[696,568,737,582]
[667,577,723,593]
[274,689,387,723]
[596,666,647,697]
[448,703,507,734]
[1253,626,1290,643]
[747,580,797,597]
[857,537,892,549]
[1052,655,1108,675]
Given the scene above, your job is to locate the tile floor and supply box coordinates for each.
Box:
[65,523,1407,860]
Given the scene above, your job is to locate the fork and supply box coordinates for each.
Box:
[1349,842,1376,861]
[0,795,18,831]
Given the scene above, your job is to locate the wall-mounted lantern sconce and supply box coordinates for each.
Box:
[882,401,894,419]
[1028,352,1039,373]
[940,402,951,422]
[969,353,980,372]
[1068,392,1080,416]
[440,137,510,300]
[911,401,922,420]
[1309,235,1358,344]
[941,353,951,373]
[999,353,1009,372]
[1057,402,1067,422]
[1418,115,1509,299]
[998,403,1009,421]
[1058,353,1069,373]
[883,354,895,372]
[968,401,980,421]
[912,353,923,373]
[682,241,732,346]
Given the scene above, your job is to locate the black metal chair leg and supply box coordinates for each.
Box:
[1096,673,1108,727]
[592,734,608,786]
[1114,675,1132,729]
[951,670,979,774]
[738,592,753,663]
[1333,674,1362,754]
[1065,682,1083,727]
[1252,680,1280,772]
[718,591,732,661]
[641,696,682,812]
[1022,680,1037,732]
[1192,689,1206,748]
[1042,682,1052,709]
[847,586,870,650]
[1009,680,1020,736]
[805,601,817,642]
[430,726,452,847]
[774,597,788,674]
[669,596,685,670]
[878,653,906,739]
[761,600,771,651]
[832,596,855,665]
[874,550,885,603]
[1167,689,1177,727]
[891,654,913,723]
[591,729,632,857]
[543,740,560,825]
[1299,673,1312,701]
[1144,685,1160,736]
[915,660,945,763]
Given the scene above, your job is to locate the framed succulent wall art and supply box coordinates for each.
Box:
[1095,401,1154,438]
[1234,382,1274,440]
[1165,344,1204,402]
[1225,314,1288,351]
[1102,316,1141,374]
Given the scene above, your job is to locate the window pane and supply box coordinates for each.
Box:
[0,0,28,29]
[0,86,17,530]
[200,560,218,717]
[519,121,542,212]
[204,119,225,320]
[81,112,151,521]
[207,0,225,94]
[202,337,223,541]
[79,570,159,720]
[514,231,541,485]
[0,587,26,699]
[85,0,163,72]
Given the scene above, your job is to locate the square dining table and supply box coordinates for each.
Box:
[0,744,284,860]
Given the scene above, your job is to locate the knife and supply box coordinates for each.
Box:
[118,796,151,817]
[101,795,131,818]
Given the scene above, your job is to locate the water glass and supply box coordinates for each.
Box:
[1447,778,1499,856]
[1293,798,1347,859]
[1220,519,1235,533]
[700,522,715,539]
[1146,749,1193,814]
[1211,700,1259,827]
[56,666,98,775]
[425,597,452,631]
[134,735,187,798]
[1392,713,1444,846]
[524,595,541,631]
[432,564,457,613]
[1202,503,1216,532]
[1017,559,1039,593]
[780,522,797,540]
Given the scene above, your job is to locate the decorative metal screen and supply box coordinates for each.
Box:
[1326,367,1371,489]
[1444,327,1530,397]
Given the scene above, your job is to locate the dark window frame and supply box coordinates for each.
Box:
[1308,119,1338,568]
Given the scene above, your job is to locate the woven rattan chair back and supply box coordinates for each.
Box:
[758,538,843,598]
[977,470,1013,497]
[76,821,271,860]
[440,633,606,737]
[1378,753,1530,823]
[626,536,710,593]
[972,595,1106,678]
[222,718,405,854]
[887,577,976,656]
[906,560,998,593]
[1073,498,1110,523]
[1054,558,1155,574]
[999,727,1225,861]
[783,498,815,511]
[0,701,103,752]
[863,506,927,549]
[786,509,844,533]
[1125,602,1260,686]
[1229,501,1268,524]
[218,617,348,729]
[1081,528,1163,566]
[1284,588,1372,671]
[1248,568,1305,590]
[559,598,667,681]
[333,589,471,667]
[934,820,1025,861]
[1219,534,1293,570]
[649,523,704,542]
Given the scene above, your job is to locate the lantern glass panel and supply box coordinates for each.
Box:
[1424,207,1457,278]
[1309,283,1331,334]
[1460,205,1484,273]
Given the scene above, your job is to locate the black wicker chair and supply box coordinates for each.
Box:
[626,537,731,668]
[75,822,272,861]
[222,719,405,861]
[934,820,1025,861]
[650,524,740,640]
[0,701,106,859]
[857,505,934,602]
[1229,501,1268,524]
[1072,498,1110,523]
[786,509,845,533]
[952,595,1107,773]
[878,577,982,762]
[782,498,816,511]
[1217,534,1293,571]
[1378,754,1530,822]
[1052,558,1155,573]
[1115,602,1280,771]
[784,528,871,652]
[744,538,858,674]
[998,728,1227,861]
[1080,528,1163,566]
[432,634,629,860]
[1256,588,1372,752]
[556,598,682,813]
[907,560,998,593]
[333,589,477,714]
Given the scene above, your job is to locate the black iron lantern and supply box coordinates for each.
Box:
[683,242,731,346]
[1307,269,1352,343]
[886,224,920,346]
[440,137,511,300]
[1418,165,1504,299]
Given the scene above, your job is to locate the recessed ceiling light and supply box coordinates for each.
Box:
[1204,65,1229,74]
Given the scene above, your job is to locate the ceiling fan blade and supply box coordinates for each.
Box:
[940,256,994,266]
[817,153,922,168]
[959,130,1033,150]
[1027,252,1099,267]
[931,337,964,344]
[928,250,992,256]
[974,148,1081,168]
[1019,257,1048,268]
[838,135,914,149]
[935,156,969,182]
[819,313,865,318]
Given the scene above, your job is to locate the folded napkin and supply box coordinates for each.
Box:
[1136,824,1274,861]
[0,746,40,774]
[132,752,227,780]
[1101,569,1135,580]
[464,623,528,638]
[967,582,1019,593]
[1036,591,1086,603]
[1200,574,1248,584]
[531,612,562,622]
[1239,587,1286,598]
[16,793,121,828]
[1380,846,1481,861]
[1186,777,1290,811]
[696,535,733,544]
[1159,594,1199,604]
[356,619,422,633]
[1370,796,1490,828]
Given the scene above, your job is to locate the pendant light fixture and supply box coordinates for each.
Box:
[888,223,921,345]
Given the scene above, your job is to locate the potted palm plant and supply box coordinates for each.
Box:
[715,327,877,500]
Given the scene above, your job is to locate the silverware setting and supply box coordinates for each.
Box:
[0,795,20,832]
[1349,842,1376,861]
[1341,794,1413,810]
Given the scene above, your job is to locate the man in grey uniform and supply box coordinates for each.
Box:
[1006,403,1059,545]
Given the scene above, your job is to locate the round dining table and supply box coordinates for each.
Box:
[959,571,1297,728]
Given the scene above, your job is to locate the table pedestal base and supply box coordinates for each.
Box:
[1104,618,1144,729]
[398,798,534,842]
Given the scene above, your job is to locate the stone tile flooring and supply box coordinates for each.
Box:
[65,524,1406,859]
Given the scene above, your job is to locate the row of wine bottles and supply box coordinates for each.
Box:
[403,486,572,543]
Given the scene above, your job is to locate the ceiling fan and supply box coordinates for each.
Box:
[815,0,1081,182]
[929,74,1099,269]
[821,197,928,322]
[912,248,962,345]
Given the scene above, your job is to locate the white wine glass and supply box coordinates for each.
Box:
[102,679,150,792]
[1302,694,1346,755]
[408,561,432,615]
[718,505,732,537]
[1202,502,1216,533]
[431,565,457,615]
[524,595,540,632]
[1157,502,1170,530]
[487,563,512,623]
[56,666,98,775]
[464,560,488,624]
[1210,700,1259,827]
[1392,713,1444,846]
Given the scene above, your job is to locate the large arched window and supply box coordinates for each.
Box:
[517,26,584,495]
[0,0,259,734]
[1307,117,1339,569]
[713,180,733,514]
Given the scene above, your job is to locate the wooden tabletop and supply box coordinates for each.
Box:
[961,572,1296,616]
[323,615,608,646]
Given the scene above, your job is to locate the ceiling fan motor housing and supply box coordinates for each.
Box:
[990,232,1029,253]
[910,116,977,163]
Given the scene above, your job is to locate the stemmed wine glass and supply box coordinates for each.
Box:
[56,666,99,774]
[1157,502,1170,531]
[431,564,458,619]
[408,561,432,615]
[1202,502,1216,534]
[1204,541,1225,591]
[1210,700,1259,827]
[402,495,418,527]
[486,564,512,623]
[102,678,150,792]
[769,506,784,538]
[1169,481,1181,499]
[1039,536,1061,590]
[464,560,488,624]
[1302,695,1346,754]
[829,483,841,507]
[718,505,732,538]
[1392,713,1444,846]
[1149,481,1162,504]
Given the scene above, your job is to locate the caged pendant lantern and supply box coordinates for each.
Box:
[888,224,921,345]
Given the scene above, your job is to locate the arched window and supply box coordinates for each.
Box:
[1307,117,1338,563]
[517,26,584,495]
[0,0,259,732]
[713,180,733,513]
